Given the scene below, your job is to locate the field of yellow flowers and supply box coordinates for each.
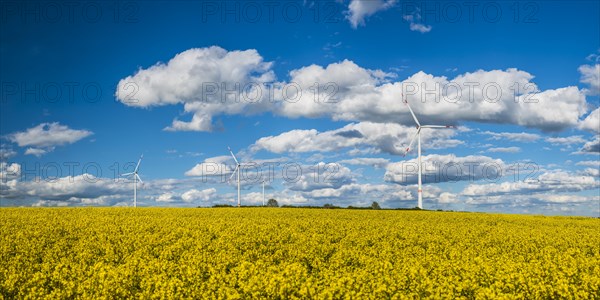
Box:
[1,208,598,298]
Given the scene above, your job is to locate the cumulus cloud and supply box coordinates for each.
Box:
[403,10,431,33]
[24,148,49,157]
[578,108,599,133]
[7,123,92,156]
[252,121,462,155]
[579,64,600,95]
[579,136,600,153]
[32,200,71,207]
[384,154,505,185]
[580,168,600,177]
[115,46,275,132]
[461,170,599,198]
[116,47,589,132]
[487,147,521,153]
[1,169,218,207]
[181,188,217,202]
[286,162,355,192]
[576,160,600,168]
[482,131,541,142]
[546,135,587,145]
[0,162,20,181]
[277,63,587,131]
[302,183,414,207]
[185,155,233,177]
[346,0,396,28]
[536,194,599,204]
[1,173,129,204]
[156,192,180,203]
[0,145,17,160]
[438,192,459,204]
[337,157,390,168]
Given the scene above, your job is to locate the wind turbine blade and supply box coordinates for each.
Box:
[421,125,454,128]
[404,128,421,156]
[404,99,421,127]
[136,174,143,184]
[229,166,239,181]
[228,147,239,165]
[134,154,143,172]
[121,172,134,177]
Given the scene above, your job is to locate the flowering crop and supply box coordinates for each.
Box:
[1,208,598,298]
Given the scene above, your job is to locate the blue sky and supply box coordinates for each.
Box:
[1,0,599,216]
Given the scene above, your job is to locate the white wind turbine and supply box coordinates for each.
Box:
[403,99,454,209]
[121,154,144,208]
[228,147,242,207]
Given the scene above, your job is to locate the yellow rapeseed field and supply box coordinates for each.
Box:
[0,208,598,299]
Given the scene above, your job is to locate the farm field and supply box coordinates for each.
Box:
[1,208,599,299]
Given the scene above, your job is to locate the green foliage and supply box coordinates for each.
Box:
[323,203,340,209]
[266,199,278,207]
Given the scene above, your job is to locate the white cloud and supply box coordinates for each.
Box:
[579,108,599,133]
[0,162,20,181]
[156,192,180,203]
[252,121,461,155]
[32,200,70,207]
[346,0,396,28]
[409,23,432,33]
[1,174,129,204]
[0,145,17,160]
[272,192,311,206]
[439,192,459,204]
[580,168,600,177]
[385,154,505,185]
[337,157,390,168]
[278,63,587,131]
[115,46,275,132]
[286,162,355,192]
[181,188,217,202]
[403,9,432,33]
[116,48,589,132]
[579,64,600,95]
[537,194,599,204]
[579,136,600,153]
[461,170,599,198]
[24,148,49,157]
[8,123,92,156]
[302,182,414,207]
[0,169,215,207]
[487,147,521,153]
[576,160,600,168]
[185,155,233,177]
[545,135,587,145]
[482,131,541,142]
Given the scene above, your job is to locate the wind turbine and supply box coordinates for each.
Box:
[121,154,144,208]
[228,147,241,207]
[403,99,454,209]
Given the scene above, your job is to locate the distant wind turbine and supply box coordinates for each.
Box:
[121,154,144,208]
[228,147,242,207]
[403,99,454,209]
